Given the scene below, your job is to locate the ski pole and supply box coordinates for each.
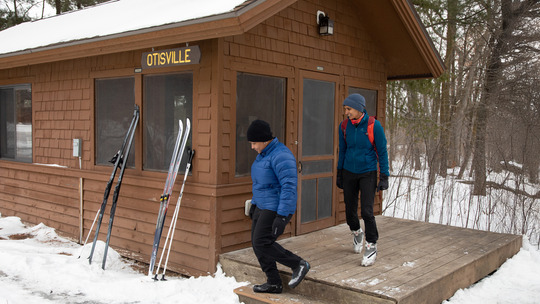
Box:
[158,149,195,281]
[77,207,100,259]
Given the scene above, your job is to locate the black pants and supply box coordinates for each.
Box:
[342,169,379,244]
[251,207,301,285]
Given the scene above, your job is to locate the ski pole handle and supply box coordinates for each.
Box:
[186,148,195,170]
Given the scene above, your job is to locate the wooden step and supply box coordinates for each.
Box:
[221,250,394,304]
[234,285,327,304]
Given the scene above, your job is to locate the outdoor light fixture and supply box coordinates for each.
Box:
[317,10,334,36]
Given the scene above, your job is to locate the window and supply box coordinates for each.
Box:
[95,77,135,166]
[143,73,193,171]
[236,72,285,177]
[0,84,32,162]
[348,87,377,117]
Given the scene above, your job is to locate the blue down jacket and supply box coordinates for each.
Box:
[251,137,298,217]
[337,111,390,177]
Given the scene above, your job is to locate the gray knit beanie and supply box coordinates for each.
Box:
[343,93,366,113]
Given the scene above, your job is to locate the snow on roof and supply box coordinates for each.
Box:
[0,0,248,56]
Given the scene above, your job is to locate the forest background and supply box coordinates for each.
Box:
[1,0,539,246]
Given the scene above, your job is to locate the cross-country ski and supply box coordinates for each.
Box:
[154,147,195,281]
[86,105,140,269]
[148,118,191,278]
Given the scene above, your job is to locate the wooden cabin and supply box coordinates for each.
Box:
[0,0,443,276]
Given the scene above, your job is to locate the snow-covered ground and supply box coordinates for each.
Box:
[0,216,245,303]
[1,157,539,303]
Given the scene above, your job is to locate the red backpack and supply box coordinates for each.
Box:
[340,116,377,154]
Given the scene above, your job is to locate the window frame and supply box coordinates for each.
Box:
[90,66,196,178]
[231,66,293,182]
[0,83,33,163]
[94,76,136,167]
[142,71,194,172]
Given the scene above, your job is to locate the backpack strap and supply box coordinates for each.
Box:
[340,119,348,141]
[367,116,375,146]
[367,116,378,160]
[342,116,377,152]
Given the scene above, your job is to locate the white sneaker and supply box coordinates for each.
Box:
[361,242,377,266]
[352,229,364,253]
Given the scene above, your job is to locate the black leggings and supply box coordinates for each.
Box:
[251,207,301,285]
[342,169,379,244]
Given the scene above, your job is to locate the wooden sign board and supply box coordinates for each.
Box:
[142,46,201,69]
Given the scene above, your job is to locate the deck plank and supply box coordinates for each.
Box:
[220,216,522,304]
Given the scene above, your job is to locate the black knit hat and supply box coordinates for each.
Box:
[247,119,273,142]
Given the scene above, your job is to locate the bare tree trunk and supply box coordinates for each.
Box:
[438,0,458,177]
[472,88,488,195]
[472,0,537,195]
[55,0,62,15]
[13,0,18,22]
[387,82,399,172]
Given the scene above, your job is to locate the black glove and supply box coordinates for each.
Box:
[249,203,256,219]
[272,215,290,238]
[336,169,343,189]
[377,173,389,192]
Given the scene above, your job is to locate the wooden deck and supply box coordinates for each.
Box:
[220,216,522,304]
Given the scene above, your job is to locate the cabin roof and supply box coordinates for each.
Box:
[0,0,443,79]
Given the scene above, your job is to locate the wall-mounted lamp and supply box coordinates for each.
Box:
[317,10,334,36]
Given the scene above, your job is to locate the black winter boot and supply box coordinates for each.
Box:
[253,282,283,294]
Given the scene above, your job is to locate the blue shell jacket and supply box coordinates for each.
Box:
[337,111,390,177]
[251,137,298,217]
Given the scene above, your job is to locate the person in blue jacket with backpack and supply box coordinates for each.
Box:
[337,93,389,266]
[247,119,310,294]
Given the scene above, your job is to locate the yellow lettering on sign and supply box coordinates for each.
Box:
[159,53,166,65]
[185,48,191,63]
[179,50,184,63]
[147,54,153,67]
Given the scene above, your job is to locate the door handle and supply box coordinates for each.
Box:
[298,161,302,174]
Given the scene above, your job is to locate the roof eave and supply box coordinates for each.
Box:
[0,0,297,70]
[389,0,445,80]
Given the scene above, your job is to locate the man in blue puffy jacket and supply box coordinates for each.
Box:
[247,119,309,294]
[337,93,389,267]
